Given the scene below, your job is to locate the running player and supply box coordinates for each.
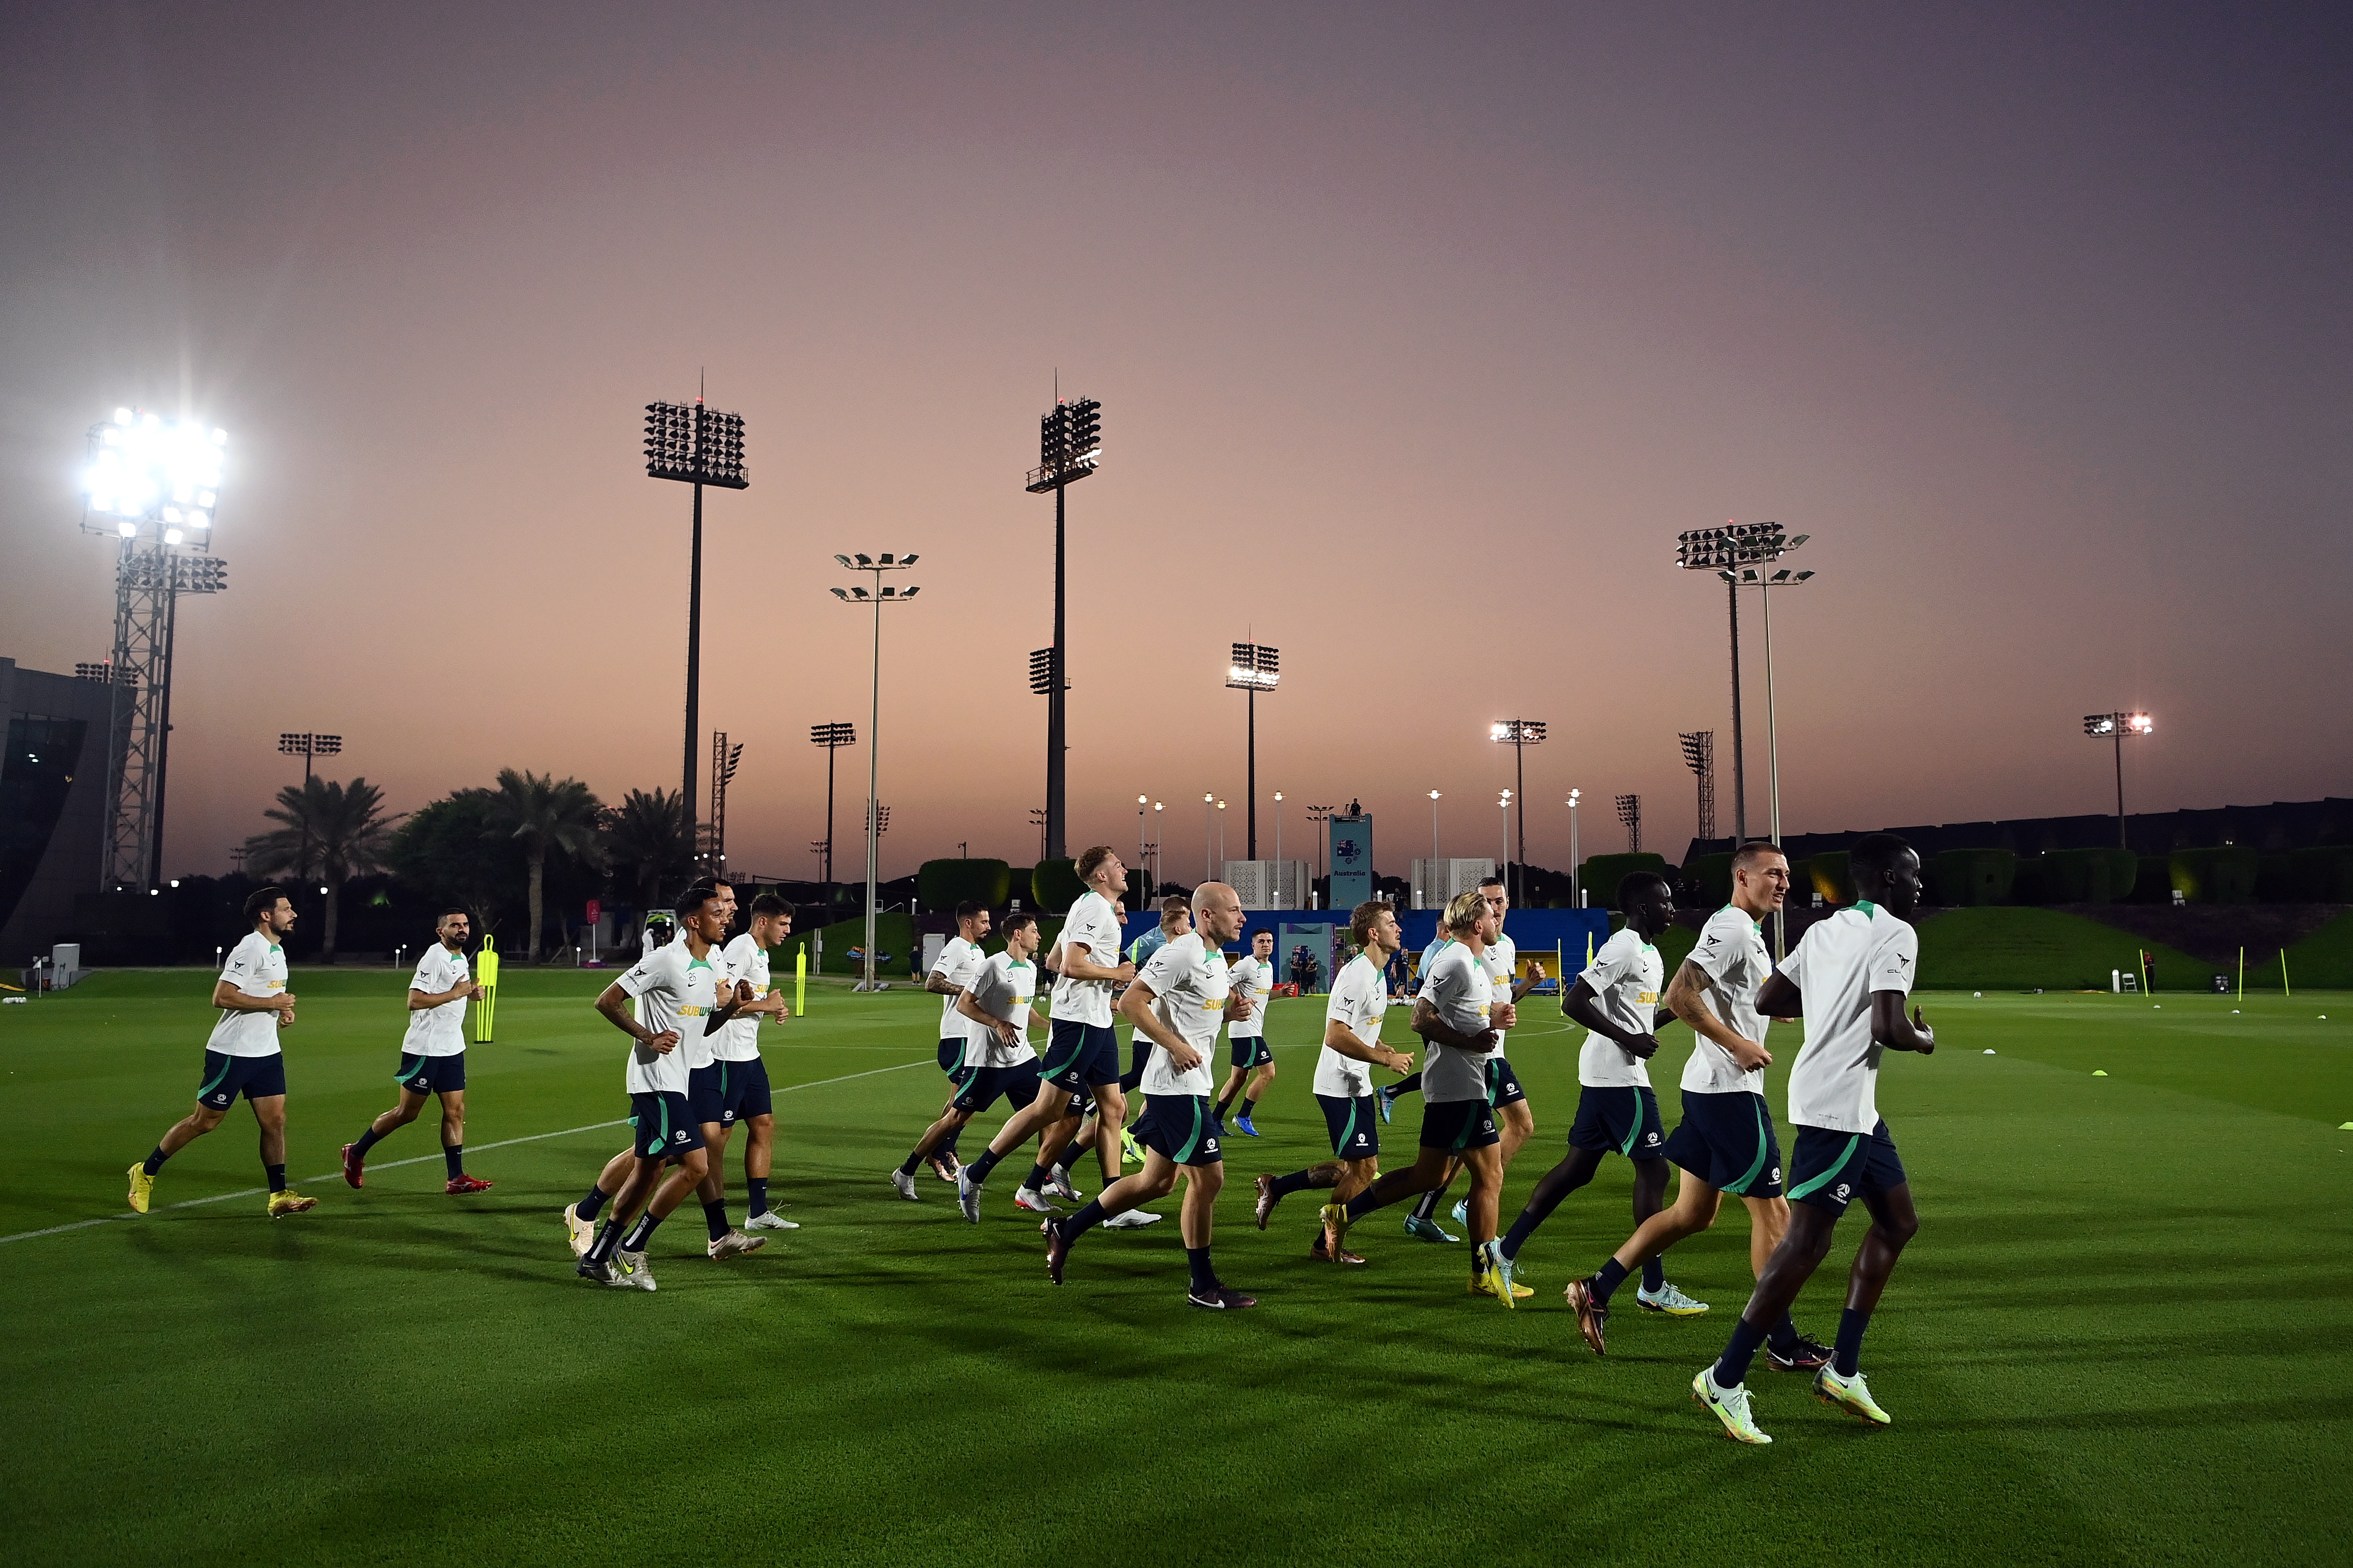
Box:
[1253,899,1414,1260]
[127,886,316,1219]
[707,892,797,1232]
[339,907,491,1193]
[1491,872,1683,1302]
[1316,890,1525,1303]
[957,848,1135,1218]
[891,913,1050,1197]
[1423,874,1544,1233]
[1212,926,1278,1135]
[1692,833,1933,1444]
[920,901,994,1178]
[1043,882,1257,1308]
[1562,843,1829,1367]
[574,885,758,1289]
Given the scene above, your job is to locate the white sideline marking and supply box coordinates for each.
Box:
[0,1056,930,1247]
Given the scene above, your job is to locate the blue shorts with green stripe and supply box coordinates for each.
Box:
[1316,1092,1380,1160]
[1567,1085,1665,1159]
[628,1091,705,1161]
[1040,1020,1122,1090]
[395,1051,465,1096]
[197,1050,285,1109]
[1786,1120,1905,1216]
[1417,1097,1499,1152]
[686,1062,757,1128]
[1663,1089,1782,1197]
[1132,1093,1224,1167]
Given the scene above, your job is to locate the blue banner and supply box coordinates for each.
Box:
[1329,813,1374,912]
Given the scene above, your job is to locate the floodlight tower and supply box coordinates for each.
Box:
[809,722,857,904]
[1676,521,1808,842]
[706,733,745,873]
[1566,788,1583,907]
[1024,394,1102,863]
[644,393,749,861]
[1491,719,1545,903]
[80,407,231,890]
[1616,793,1643,853]
[2083,711,2154,849]
[831,552,920,991]
[1226,642,1279,858]
[1679,730,1717,843]
[277,733,344,880]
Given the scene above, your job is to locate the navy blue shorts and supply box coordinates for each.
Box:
[1663,1090,1783,1198]
[1316,1092,1380,1160]
[1487,1055,1527,1108]
[937,1037,965,1075]
[1228,1034,1274,1070]
[1132,1093,1224,1167]
[734,1056,774,1120]
[1418,1097,1499,1152]
[394,1052,465,1096]
[628,1091,706,1160]
[1569,1085,1666,1159]
[686,1062,760,1129]
[1787,1120,1907,1216]
[954,1062,1043,1115]
[1040,1020,1122,1090]
[197,1050,286,1109]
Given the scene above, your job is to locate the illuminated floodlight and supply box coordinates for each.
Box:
[1225,642,1280,691]
[83,410,227,531]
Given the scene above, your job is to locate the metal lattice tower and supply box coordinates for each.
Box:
[1679,730,1717,843]
[705,732,745,870]
[1615,793,1643,854]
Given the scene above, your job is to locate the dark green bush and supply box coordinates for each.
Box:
[1578,854,1671,910]
[2036,847,2140,904]
[1929,848,2015,907]
[1681,853,1734,908]
[2170,846,2260,904]
[917,858,1013,913]
[1031,858,1087,915]
[2131,855,2173,903]
[1808,851,1852,906]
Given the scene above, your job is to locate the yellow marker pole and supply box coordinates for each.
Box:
[795,941,808,1017]
[2237,946,2244,1002]
[474,935,499,1044]
[1555,941,1564,996]
[2281,948,2291,998]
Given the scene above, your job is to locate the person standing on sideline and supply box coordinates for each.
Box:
[340,908,491,1193]
[127,887,317,1219]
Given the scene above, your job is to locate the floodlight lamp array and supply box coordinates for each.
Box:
[1029,647,1069,695]
[644,401,749,489]
[1490,719,1547,744]
[1677,522,1810,572]
[810,722,857,747]
[2084,712,2153,738]
[84,408,228,541]
[1226,642,1279,690]
[1026,397,1103,491]
[279,732,342,757]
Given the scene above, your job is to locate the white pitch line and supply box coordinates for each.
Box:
[0,1056,931,1247]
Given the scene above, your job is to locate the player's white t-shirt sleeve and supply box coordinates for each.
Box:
[1870,920,1918,995]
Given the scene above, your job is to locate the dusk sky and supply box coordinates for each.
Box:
[5,3,2347,886]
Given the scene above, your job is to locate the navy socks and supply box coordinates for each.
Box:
[1833,1307,1870,1378]
[443,1144,465,1180]
[143,1146,168,1176]
[747,1177,769,1217]
[1714,1316,1770,1389]
[703,1200,730,1243]
[577,1185,610,1222]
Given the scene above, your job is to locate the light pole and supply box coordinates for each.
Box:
[81,407,231,890]
[1138,794,1149,885]
[1499,790,1512,876]
[1203,793,1214,882]
[1491,720,1546,903]
[1029,809,1049,864]
[1616,793,1642,852]
[809,723,856,910]
[1153,800,1165,891]
[1429,790,1442,864]
[1679,730,1717,843]
[1218,800,1228,868]
[1723,551,1817,953]
[1307,804,1335,899]
[1226,642,1279,859]
[830,552,921,992]
[645,393,748,859]
[1567,789,1583,907]
[1677,522,1806,843]
[1273,792,1284,873]
[2084,712,2154,849]
[277,732,344,881]
[1025,394,1103,863]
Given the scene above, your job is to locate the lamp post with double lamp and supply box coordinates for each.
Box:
[1491,719,1546,904]
[1722,547,1817,956]
[1203,793,1214,882]
[1429,790,1442,863]
[1499,791,1513,879]
[1675,522,1805,842]
[1307,804,1335,904]
[1152,800,1165,891]
[1024,395,1103,864]
[1218,800,1228,868]
[1566,789,1583,908]
[1272,792,1284,875]
[277,732,343,881]
[644,395,748,859]
[1226,642,1279,858]
[830,552,920,992]
[809,722,857,913]
[2083,712,2154,849]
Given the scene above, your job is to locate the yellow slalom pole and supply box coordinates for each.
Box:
[2238,946,2244,1002]
[2281,948,2291,998]
[795,942,808,1017]
[474,935,499,1044]
[1556,941,1564,994]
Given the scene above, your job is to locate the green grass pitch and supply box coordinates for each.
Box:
[2,967,2348,1566]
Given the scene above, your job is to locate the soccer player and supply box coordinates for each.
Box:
[1692,833,1933,1444]
[1490,872,1681,1302]
[574,885,758,1289]
[890,912,1050,1196]
[957,848,1135,1218]
[339,907,491,1193]
[710,892,798,1232]
[127,886,317,1219]
[1316,890,1524,1303]
[1212,926,1278,1135]
[1417,875,1545,1234]
[1562,843,1829,1367]
[1253,899,1414,1261]
[920,901,994,1178]
[1043,882,1257,1308]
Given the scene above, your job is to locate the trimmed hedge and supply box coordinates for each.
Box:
[1031,858,1086,915]
[917,858,1013,913]
[2131,855,2174,903]
[2034,847,2140,905]
[1578,853,1672,910]
[1929,848,2015,907]
[1681,853,1734,908]
[2258,846,2353,903]
[1808,851,1852,907]
[2170,846,2259,904]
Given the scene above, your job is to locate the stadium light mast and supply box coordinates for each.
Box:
[1677,522,1806,843]
[1429,790,1442,863]
[1679,730,1717,844]
[645,392,748,861]
[81,407,232,891]
[2083,711,2154,849]
[831,552,920,991]
[1491,720,1545,903]
[1024,392,1102,865]
[1307,804,1335,898]
[276,733,343,880]
[809,722,857,910]
[1225,642,1279,860]
[1566,789,1583,907]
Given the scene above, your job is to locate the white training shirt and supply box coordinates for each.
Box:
[1679,906,1773,1096]
[1049,890,1123,1027]
[617,939,733,1094]
[715,933,772,1063]
[206,931,288,1057]
[1780,902,1919,1134]
[1480,932,1518,1046]
[1315,952,1388,1099]
[1419,940,1496,1104]
[1135,932,1230,1098]
[400,944,471,1057]
[1577,927,1665,1090]
[960,952,1041,1069]
[930,934,986,1042]
[1226,952,1272,1039]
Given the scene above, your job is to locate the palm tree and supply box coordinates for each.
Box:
[242,777,397,963]
[487,769,606,961]
[604,787,694,916]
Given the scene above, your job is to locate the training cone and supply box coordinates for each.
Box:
[2092,1070,2109,1077]
[1983,1049,1996,1054]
